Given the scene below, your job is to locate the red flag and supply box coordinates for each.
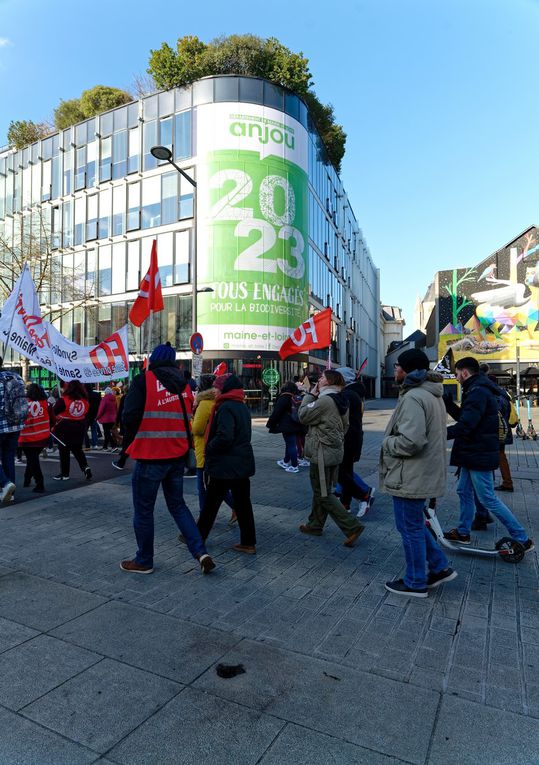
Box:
[129,240,164,327]
[213,362,228,376]
[279,308,332,360]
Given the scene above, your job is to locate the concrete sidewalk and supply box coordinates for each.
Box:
[0,402,538,764]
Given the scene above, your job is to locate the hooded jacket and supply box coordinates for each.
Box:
[445,373,501,470]
[379,370,447,498]
[191,388,217,468]
[298,386,349,467]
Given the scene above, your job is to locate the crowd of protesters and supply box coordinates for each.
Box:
[0,345,534,591]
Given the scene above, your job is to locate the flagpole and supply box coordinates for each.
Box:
[327,344,331,370]
[147,309,154,357]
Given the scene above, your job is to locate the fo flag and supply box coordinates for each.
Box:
[129,240,164,327]
[279,308,332,360]
[213,362,228,376]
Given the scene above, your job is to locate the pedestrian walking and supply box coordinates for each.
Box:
[381,349,457,597]
[298,370,364,546]
[196,374,257,554]
[52,381,92,481]
[443,356,533,552]
[19,383,54,493]
[96,387,118,450]
[111,383,132,471]
[0,357,28,503]
[335,366,375,513]
[120,342,215,575]
[266,381,307,473]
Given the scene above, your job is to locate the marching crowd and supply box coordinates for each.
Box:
[0,345,534,594]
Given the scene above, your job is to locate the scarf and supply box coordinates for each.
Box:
[204,388,245,444]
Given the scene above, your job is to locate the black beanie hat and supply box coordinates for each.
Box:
[397,349,430,374]
[221,374,243,394]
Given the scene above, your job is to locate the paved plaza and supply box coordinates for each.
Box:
[0,401,538,764]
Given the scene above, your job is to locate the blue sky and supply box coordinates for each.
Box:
[1,0,538,332]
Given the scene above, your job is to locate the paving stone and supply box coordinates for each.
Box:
[51,600,238,683]
[194,639,439,764]
[0,571,106,630]
[22,658,181,753]
[0,615,39,653]
[0,634,102,710]
[259,723,407,764]
[109,686,284,764]
[429,695,539,764]
[0,705,96,764]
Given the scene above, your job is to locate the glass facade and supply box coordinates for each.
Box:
[0,76,378,378]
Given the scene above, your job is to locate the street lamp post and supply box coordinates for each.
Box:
[150,146,199,336]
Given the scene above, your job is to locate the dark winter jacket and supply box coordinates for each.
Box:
[122,361,187,458]
[265,392,304,434]
[342,385,364,461]
[205,398,255,479]
[86,388,101,423]
[445,373,501,470]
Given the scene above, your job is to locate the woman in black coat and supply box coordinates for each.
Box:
[266,381,306,473]
[196,374,257,554]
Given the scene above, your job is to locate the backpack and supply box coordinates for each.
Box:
[497,410,509,445]
[0,372,28,426]
[508,399,518,427]
[290,394,302,423]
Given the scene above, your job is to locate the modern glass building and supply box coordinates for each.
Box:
[0,76,379,399]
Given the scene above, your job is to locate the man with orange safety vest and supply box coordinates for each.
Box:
[120,342,215,575]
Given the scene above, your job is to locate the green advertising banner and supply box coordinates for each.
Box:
[197,103,309,352]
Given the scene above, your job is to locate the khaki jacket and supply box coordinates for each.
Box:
[299,386,349,496]
[379,372,447,499]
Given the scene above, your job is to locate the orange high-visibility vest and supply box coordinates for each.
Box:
[55,395,89,423]
[19,400,50,445]
[127,371,188,460]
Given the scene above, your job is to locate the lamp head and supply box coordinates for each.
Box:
[150,145,172,161]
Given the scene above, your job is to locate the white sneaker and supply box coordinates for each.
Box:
[285,465,299,473]
[277,460,290,469]
[298,459,310,467]
[0,481,16,504]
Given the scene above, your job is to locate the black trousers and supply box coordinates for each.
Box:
[23,447,44,489]
[198,477,256,546]
[102,423,116,449]
[59,444,88,477]
[338,451,366,505]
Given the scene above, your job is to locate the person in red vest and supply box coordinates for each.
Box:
[52,381,92,481]
[19,384,54,493]
[120,342,215,575]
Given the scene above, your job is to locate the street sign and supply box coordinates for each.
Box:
[262,367,280,387]
[189,332,204,355]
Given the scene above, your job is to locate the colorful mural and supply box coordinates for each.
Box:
[438,227,539,362]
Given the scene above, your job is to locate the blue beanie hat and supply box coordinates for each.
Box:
[150,342,176,363]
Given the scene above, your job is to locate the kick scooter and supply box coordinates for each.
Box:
[424,500,525,563]
[525,395,537,440]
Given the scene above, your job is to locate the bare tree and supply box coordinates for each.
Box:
[131,72,157,99]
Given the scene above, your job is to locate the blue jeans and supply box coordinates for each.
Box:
[283,433,298,467]
[335,471,370,499]
[0,431,19,487]
[393,497,449,590]
[132,458,206,566]
[457,468,527,542]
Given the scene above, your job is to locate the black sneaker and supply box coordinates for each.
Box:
[427,567,458,589]
[385,579,428,598]
[523,539,535,554]
[84,467,92,480]
[53,475,70,481]
[198,554,216,574]
[112,460,125,471]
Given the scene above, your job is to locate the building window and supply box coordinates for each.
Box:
[112,185,125,236]
[98,188,111,239]
[142,176,160,229]
[179,171,194,219]
[143,120,158,171]
[128,127,139,174]
[126,239,140,291]
[174,111,191,160]
[174,230,190,284]
[161,172,177,225]
[86,141,96,188]
[159,116,173,154]
[42,160,52,202]
[157,232,173,287]
[127,182,141,231]
[98,245,112,296]
[99,136,112,182]
[74,196,85,246]
[86,195,98,241]
[112,130,127,179]
[74,146,86,190]
[112,242,126,294]
[63,200,73,247]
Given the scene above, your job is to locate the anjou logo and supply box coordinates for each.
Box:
[230,120,295,149]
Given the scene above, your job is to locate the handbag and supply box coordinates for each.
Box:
[178,390,197,470]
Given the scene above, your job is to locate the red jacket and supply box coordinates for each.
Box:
[97,393,118,424]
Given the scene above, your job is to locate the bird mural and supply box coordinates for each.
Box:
[478,264,496,281]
